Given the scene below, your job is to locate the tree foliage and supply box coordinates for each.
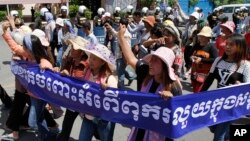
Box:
[210,0,245,6]
[69,0,81,5]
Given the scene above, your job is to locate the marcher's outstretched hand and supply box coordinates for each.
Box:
[52,67,60,73]
[100,81,108,89]
[6,16,15,29]
[39,58,53,70]
[60,69,70,76]
[118,23,126,38]
[159,91,173,100]
[2,21,10,32]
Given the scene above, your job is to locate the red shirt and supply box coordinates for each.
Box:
[215,35,226,56]
[245,33,250,60]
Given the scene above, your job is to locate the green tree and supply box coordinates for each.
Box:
[69,5,79,18]
[167,0,199,7]
[69,0,81,5]
[210,0,245,6]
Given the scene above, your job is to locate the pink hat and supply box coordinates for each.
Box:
[143,47,176,81]
[220,21,235,33]
[31,29,49,47]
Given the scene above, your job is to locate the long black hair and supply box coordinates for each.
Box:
[220,33,247,69]
[30,35,53,64]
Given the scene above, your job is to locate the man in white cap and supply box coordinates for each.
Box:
[182,12,199,46]
[60,5,68,19]
[207,8,219,28]
[76,5,87,37]
[93,7,105,27]
[113,7,121,23]
[233,8,243,33]
[34,7,48,30]
[155,6,163,22]
[127,5,134,19]
[10,10,19,17]
[142,7,148,17]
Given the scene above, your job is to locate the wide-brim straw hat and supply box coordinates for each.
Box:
[81,44,116,72]
[66,36,90,50]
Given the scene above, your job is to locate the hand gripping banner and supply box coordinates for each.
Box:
[11,61,250,139]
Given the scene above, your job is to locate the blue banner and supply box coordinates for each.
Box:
[11,61,250,139]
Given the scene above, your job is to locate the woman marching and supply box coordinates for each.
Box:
[201,34,250,141]
[190,26,218,92]
[78,44,117,141]
[118,22,182,140]
[56,36,89,141]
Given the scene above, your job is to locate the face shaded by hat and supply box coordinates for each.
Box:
[163,24,181,44]
[197,26,212,38]
[143,47,176,81]
[220,21,235,33]
[81,44,116,71]
[143,16,156,27]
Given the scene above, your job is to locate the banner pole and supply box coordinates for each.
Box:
[6,4,10,16]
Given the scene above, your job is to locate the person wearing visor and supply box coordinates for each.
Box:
[76,5,87,37]
[60,5,69,19]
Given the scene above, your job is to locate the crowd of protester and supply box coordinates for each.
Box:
[1,1,250,141]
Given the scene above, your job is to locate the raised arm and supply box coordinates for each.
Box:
[117,24,138,69]
[2,22,29,58]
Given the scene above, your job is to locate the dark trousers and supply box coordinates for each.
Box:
[6,90,57,131]
[6,90,30,131]
[56,109,79,141]
[0,84,12,108]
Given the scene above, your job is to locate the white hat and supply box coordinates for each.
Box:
[79,5,87,14]
[127,5,134,11]
[56,18,64,27]
[115,7,121,12]
[190,12,200,19]
[40,7,48,16]
[240,6,248,11]
[217,6,223,10]
[10,10,18,17]
[194,7,200,11]
[235,8,240,13]
[97,8,105,15]
[103,12,111,18]
[61,5,68,11]
[142,7,148,13]
[31,29,49,47]
[156,7,160,11]
[166,7,172,13]
[197,26,212,37]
